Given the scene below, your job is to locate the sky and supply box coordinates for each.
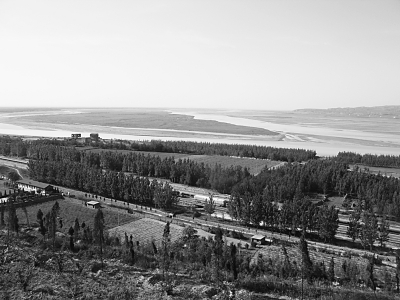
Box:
[1,0,400,110]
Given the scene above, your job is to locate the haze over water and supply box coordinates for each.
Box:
[1,108,400,157]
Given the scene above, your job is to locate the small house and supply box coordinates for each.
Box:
[71,133,81,139]
[251,234,271,245]
[87,201,100,209]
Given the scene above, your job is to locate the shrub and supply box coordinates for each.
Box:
[193,211,201,218]
[230,230,246,240]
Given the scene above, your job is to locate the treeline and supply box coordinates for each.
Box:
[27,144,251,194]
[335,151,400,168]
[228,160,400,221]
[28,159,177,209]
[0,135,317,162]
[125,140,317,162]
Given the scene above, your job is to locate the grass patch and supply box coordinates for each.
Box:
[12,199,139,233]
[109,217,184,246]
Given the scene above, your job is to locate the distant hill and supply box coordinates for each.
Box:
[294,105,400,119]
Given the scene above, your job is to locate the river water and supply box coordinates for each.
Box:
[1,110,400,157]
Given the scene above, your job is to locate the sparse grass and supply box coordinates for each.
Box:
[351,164,400,179]
[12,199,139,233]
[109,217,184,246]
[255,243,396,289]
[177,155,280,175]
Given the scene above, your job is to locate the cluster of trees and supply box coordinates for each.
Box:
[28,159,178,208]
[27,144,252,194]
[334,152,400,168]
[225,159,400,244]
[228,179,339,242]
[125,140,317,162]
[0,135,316,162]
[232,160,400,217]
[347,206,391,250]
[0,136,29,157]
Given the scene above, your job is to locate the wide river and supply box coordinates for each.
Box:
[1,110,400,157]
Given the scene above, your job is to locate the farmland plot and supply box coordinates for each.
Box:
[109,217,184,246]
[179,155,281,175]
[13,199,139,233]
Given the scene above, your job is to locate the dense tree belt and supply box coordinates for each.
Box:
[334,151,400,168]
[230,160,400,216]
[25,144,251,194]
[125,140,317,162]
[0,136,316,162]
[28,159,177,209]
[227,177,339,242]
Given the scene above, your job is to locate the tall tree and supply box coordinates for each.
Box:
[299,234,313,283]
[347,210,361,242]
[22,206,30,228]
[68,226,75,251]
[161,221,172,293]
[377,215,390,248]
[93,208,105,268]
[359,210,378,251]
[6,198,18,233]
[0,205,5,226]
[73,218,80,241]
[230,243,238,280]
[317,205,339,242]
[365,256,376,292]
[327,257,335,283]
[212,226,224,288]
[204,195,216,218]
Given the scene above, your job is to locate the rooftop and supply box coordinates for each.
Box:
[251,234,266,240]
[17,179,52,189]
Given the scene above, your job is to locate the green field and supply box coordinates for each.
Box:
[350,164,400,179]
[109,217,184,245]
[80,148,280,175]
[179,155,280,175]
[12,199,139,233]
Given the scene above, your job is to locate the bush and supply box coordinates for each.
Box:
[193,211,201,218]
[230,230,246,240]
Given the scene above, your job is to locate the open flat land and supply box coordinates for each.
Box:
[12,199,139,233]
[109,217,184,245]
[350,164,400,179]
[1,108,277,136]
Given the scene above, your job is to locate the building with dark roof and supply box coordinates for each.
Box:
[17,179,53,195]
[87,201,100,209]
[71,133,82,139]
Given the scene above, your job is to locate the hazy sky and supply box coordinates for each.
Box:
[1,0,400,110]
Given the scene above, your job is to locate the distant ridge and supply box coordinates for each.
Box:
[294,105,400,118]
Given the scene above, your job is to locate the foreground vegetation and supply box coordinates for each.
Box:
[2,198,400,299]
[3,136,400,298]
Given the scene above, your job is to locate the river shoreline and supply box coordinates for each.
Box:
[1,108,400,157]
